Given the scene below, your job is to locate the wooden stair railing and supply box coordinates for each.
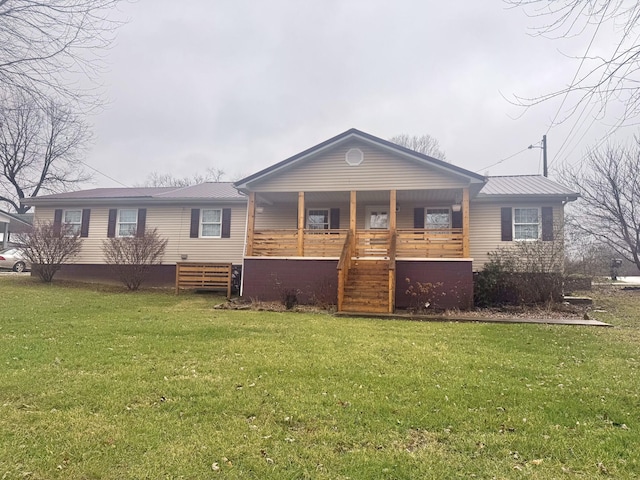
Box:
[388,232,396,313]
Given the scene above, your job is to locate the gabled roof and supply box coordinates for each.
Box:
[234,128,486,190]
[477,175,579,201]
[0,210,33,233]
[21,182,245,207]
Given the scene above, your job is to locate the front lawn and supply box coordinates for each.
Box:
[1,277,638,479]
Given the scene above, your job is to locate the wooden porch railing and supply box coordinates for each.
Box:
[396,228,464,258]
[303,229,348,256]
[251,228,464,258]
[336,231,353,312]
[354,229,391,258]
[251,229,348,256]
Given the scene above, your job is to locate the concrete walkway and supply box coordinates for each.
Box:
[334,312,612,327]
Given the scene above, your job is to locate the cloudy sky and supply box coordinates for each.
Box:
[84,0,631,187]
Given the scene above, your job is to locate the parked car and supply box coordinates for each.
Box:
[0,248,30,272]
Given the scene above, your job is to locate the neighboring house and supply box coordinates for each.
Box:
[233,128,578,312]
[21,183,247,285]
[0,209,33,249]
[20,129,578,312]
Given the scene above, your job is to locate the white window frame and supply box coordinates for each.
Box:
[63,209,82,236]
[513,207,540,241]
[201,208,222,238]
[306,208,330,230]
[425,207,451,231]
[117,209,138,237]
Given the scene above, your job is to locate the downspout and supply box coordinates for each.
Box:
[240,193,250,298]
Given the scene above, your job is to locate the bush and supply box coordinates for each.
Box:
[102,228,167,291]
[475,235,565,307]
[18,221,82,282]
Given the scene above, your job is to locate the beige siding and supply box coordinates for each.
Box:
[254,201,458,231]
[252,142,469,192]
[34,204,247,264]
[469,202,565,271]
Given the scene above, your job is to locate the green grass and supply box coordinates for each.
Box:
[1,277,639,479]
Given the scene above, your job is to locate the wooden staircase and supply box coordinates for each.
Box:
[341,259,391,313]
[337,230,396,314]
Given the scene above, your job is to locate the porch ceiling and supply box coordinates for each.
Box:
[256,189,460,205]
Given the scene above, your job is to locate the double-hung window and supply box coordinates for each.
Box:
[201,209,222,237]
[307,209,329,230]
[513,208,539,240]
[425,208,451,233]
[63,210,82,235]
[118,209,138,237]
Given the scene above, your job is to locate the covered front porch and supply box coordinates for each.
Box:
[242,188,473,313]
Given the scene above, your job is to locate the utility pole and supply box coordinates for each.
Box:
[542,134,548,177]
[528,135,548,177]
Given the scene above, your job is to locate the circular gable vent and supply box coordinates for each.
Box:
[345,148,364,166]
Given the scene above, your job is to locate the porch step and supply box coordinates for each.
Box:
[342,259,391,313]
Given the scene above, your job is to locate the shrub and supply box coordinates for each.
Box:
[102,228,167,291]
[17,221,82,282]
[475,238,564,307]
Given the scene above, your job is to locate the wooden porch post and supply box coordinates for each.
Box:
[389,189,397,233]
[297,191,305,256]
[462,187,470,258]
[246,192,256,256]
[389,189,397,313]
[350,191,357,234]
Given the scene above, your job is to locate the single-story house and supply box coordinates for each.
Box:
[22,129,578,311]
[234,128,578,312]
[22,183,247,286]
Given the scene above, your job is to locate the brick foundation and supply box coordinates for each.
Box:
[396,260,473,310]
[242,258,338,304]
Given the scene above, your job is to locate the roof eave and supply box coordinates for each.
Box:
[474,193,580,203]
[22,197,247,207]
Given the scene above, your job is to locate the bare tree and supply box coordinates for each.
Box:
[0,91,91,213]
[17,221,82,282]
[561,139,640,272]
[0,0,126,107]
[389,134,447,160]
[103,228,168,291]
[508,0,640,128]
[142,167,226,187]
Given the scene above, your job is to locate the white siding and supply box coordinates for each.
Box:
[469,201,565,271]
[34,204,247,264]
[252,142,469,192]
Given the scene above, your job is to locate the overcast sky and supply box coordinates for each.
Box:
[84,0,632,188]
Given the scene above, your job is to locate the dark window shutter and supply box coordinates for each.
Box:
[107,209,117,238]
[190,209,200,238]
[330,208,340,229]
[501,207,513,241]
[541,206,553,241]
[80,209,91,238]
[53,209,63,236]
[414,208,425,229]
[452,210,462,229]
[221,208,231,238]
[136,208,147,237]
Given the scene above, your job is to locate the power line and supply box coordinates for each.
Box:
[475,147,531,173]
[77,159,130,187]
[545,3,610,136]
